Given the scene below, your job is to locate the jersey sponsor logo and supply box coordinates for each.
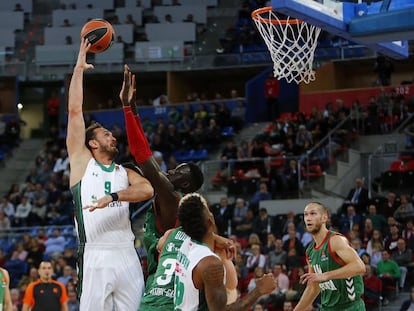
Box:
[149,287,174,298]
[313,264,338,291]
[166,242,178,252]
[108,201,122,207]
[321,250,328,262]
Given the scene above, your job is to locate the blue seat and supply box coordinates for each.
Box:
[221,126,235,137]
[192,149,209,161]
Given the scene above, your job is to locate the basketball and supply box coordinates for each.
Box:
[80,19,115,53]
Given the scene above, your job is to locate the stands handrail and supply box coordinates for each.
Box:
[298,113,354,186]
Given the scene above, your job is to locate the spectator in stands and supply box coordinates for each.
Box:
[374,55,394,86]
[10,287,22,311]
[67,290,79,311]
[57,265,74,286]
[230,100,246,132]
[0,196,13,220]
[339,204,362,235]
[216,102,232,128]
[247,266,268,302]
[363,264,383,308]
[232,197,248,228]
[267,237,287,268]
[264,72,280,121]
[384,222,402,252]
[268,264,289,308]
[248,182,272,214]
[246,244,267,272]
[402,219,414,252]
[14,3,23,11]
[43,228,66,258]
[366,229,384,255]
[53,148,69,175]
[253,207,273,245]
[0,209,10,230]
[342,177,369,215]
[205,118,221,146]
[365,203,387,233]
[237,139,251,160]
[13,195,31,227]
[285,247,303,272]
[253,303,266,311]
[211,196,233,236]
[282,224,304,256]
[233,208,255,239]
[26,239,45,270]
[392,238,412,290]
[183,13,194,23]
[262,233,276,255]
[377,249,401,300]
[295,124,313,150]
[220,139,238,173]
[394,194,414,224]
[379,192,400,218]
[351,237,367,257]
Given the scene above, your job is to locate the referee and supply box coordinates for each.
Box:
[22,261,68,311]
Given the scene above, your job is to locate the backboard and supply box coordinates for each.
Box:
[271,0,414,60]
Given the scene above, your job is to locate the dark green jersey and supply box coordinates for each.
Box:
[0,269,5,311]
[143,206,162,289]
[140,227,189,311]
[306,231,365,311]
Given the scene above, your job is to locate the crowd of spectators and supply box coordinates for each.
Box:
[0,87,412,310]
[207,188,414,310]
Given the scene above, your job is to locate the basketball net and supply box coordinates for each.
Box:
[252,7,321,84]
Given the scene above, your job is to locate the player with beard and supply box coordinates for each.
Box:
[293,202,366,311]
[66,38,154,311]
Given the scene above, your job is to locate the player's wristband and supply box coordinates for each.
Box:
[110,192,119,202]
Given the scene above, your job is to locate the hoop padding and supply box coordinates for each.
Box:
[252,7,321,84]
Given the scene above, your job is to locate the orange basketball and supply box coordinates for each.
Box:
[80,19,115,53]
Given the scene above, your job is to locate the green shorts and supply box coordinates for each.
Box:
[321,298,366,311]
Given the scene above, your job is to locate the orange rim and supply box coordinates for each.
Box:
[251,6,303,25]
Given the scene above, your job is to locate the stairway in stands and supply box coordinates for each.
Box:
[0,138,47,198]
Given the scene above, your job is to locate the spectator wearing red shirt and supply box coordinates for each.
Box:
[47,92,60,128]
[264,72,280,121]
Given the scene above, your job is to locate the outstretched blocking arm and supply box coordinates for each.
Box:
[120,65,178,231]
[67,38,95,187]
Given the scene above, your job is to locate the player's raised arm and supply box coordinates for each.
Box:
[121,65,179,230]
[67,38,94,187]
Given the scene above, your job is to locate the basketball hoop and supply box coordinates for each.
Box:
[252,7,321,84]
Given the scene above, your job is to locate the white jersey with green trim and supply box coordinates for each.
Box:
[174,238,224,311]
[71,158,135,245]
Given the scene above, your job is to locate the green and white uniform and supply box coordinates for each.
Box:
[140,227,189,310]
[142,207,163,289]
[174,238,223,311]
[0,269,5,311]
[306,230,365,311]
[71,159,144,311]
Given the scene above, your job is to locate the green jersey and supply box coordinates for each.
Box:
[306,231,365,311]
[0,269,5,311]
[143,206,162,289]
[140,227,189,311]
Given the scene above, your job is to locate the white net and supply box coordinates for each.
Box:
[252,7,322,84]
